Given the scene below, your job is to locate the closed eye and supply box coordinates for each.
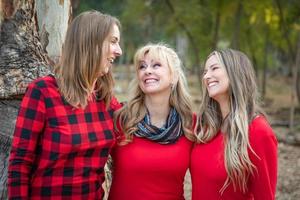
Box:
[212,66,219,70]
[153,63,161,68]
[139,63,147,70]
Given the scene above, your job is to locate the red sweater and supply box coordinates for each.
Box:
[190,116,277,200]
[108,136,193,200]
[8,75,121,200]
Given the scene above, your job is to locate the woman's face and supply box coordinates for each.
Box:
[203,54,230,104]
[100,24,122,75]
[137,53,173,96]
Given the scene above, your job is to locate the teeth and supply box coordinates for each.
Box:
[108,58,114,63]
[208,82,217,87]
[145,79,157,83]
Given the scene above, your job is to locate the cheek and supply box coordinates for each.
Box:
[202,78,208,88]
[102,42,109,56]
[222,80,230,93]
[137,72,143,83]
[108,44,113,54]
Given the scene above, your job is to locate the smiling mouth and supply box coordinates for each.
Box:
[145,79,157,83]
[108,58,114,64]
[208,82,218,87]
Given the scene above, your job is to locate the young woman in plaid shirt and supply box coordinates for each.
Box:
[8,10,122,199]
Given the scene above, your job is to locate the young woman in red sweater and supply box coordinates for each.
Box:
[191,49,277,200]
[108,43,195,200]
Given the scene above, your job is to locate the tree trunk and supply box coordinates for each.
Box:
[0,0,71,199]
[211,0,222,50]
[36,0,71,63]
[0,101,20,200]
[289,33,300,136]
[164,0,201,76]
[262,27,269,99]
[297,69,300,104]
[231,0,243,49]
[245,27,258,77]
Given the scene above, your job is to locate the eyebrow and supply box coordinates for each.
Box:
[206,63,219,69]
[138,60,146,65]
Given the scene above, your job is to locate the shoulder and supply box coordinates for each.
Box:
[24,75,56,99]
[29,75,56,89]
[249,115,277,147]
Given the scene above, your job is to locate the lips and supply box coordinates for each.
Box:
[208,81,218,87]
[145,78,158,83]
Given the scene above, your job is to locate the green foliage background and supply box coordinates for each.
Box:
[74,0,300,79]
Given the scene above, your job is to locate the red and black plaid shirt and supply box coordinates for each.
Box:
[8,75,121,200]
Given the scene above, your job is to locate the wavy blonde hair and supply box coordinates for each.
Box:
[54,10,120,108]
[196,49,264,193]
[115,43,194,144]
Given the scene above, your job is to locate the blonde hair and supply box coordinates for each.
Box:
[196,49,264,193]
[115,43,194,144]
[54,10,120,108]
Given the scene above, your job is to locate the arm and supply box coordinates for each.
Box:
[8,82,46,199]
[248,119,278,200]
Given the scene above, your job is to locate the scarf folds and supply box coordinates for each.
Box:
[135,108,183,144]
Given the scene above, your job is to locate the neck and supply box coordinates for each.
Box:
[145,94,171,128]
[217,97,230,120]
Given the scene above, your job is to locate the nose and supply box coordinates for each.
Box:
[115,44,122,57]
[144,65,152,75]
[203,69,211,79]
[202,70,210,82]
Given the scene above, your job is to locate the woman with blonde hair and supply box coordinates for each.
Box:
[191,49,277,200]
[108,43,195,200]
[8,10,122,199]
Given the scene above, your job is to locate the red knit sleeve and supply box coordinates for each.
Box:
[110,96,122,111]
[248,116,278,200]
[8,81,46,199]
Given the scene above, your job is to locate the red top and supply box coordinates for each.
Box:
[108,135,193,200]
[8,75,121,200]
[190,116,277,200]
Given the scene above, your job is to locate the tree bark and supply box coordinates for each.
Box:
[36,0,71,63]
[0,101,20,200]
[0,0,51,99]
[0,0,71,199]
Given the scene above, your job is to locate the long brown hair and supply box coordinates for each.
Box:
[115,43,194,144]
[55,10,120,108]
[196,49,264,193]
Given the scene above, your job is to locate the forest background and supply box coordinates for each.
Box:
[0,0,299,199]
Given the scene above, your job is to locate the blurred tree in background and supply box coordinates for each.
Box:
[74,0,300,113]
[74,0,299,93]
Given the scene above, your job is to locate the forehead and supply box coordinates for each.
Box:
[109,24,120,39]
[205,53,221,69]
[139,48,165,62]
